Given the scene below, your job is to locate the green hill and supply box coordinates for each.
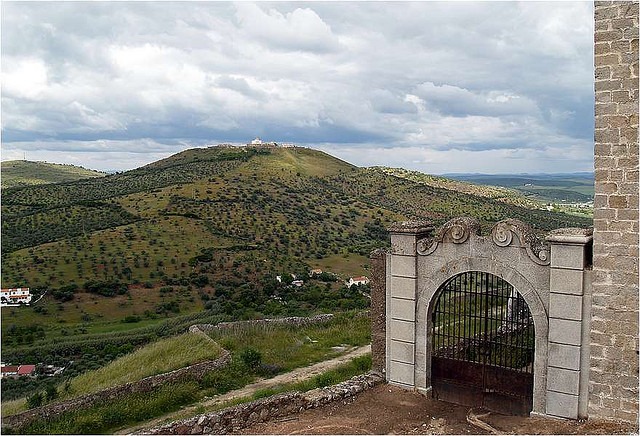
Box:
[1,145,592,328]
[1,160,106,189]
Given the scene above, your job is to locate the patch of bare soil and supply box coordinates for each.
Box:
[237,384,637,435]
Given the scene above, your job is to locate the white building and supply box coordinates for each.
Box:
[1,288,32,306]
[347,276,370,288]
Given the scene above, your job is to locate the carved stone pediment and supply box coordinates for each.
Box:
[417,217,550,266]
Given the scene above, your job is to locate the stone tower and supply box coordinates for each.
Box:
[591,0,638,424]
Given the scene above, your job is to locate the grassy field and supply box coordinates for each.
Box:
[208,312,371,372]
[61,332,222,397]
[309,253,370,278]
[1,284,207,335]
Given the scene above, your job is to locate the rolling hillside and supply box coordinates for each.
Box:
[1,146,589,334]
[1,160,106,189]
[1,146,591,295]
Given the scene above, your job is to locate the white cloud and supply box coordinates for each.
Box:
[2,57,49,100]
[1,2,595,174]
[234,3,341,53]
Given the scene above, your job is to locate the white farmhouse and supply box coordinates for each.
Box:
[347,276,370,288]
[1,288,32,306]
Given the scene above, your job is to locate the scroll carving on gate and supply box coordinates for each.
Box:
[490,219,550,266]
[417,216,481,255]
[417,217,550,266]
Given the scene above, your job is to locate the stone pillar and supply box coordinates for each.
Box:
[370,248,388,373]
[386,221,433,388]
[545,229,593,420]
[592,0,639,425]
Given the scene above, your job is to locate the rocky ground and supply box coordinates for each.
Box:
[236,384,637,435]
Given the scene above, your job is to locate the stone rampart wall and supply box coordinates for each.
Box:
[591,0,639,425]
[139,371,384,435]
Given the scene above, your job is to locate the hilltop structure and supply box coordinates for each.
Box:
[210,139,300,149]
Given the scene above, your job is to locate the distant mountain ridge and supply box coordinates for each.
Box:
[375,167,541,209]
[443,172,594,203]
[1,160,106,189]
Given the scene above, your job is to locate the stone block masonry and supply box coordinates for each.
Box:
[369,248,388,373]
[194,313,336,334]
[546,229,593,419]
[592,1,639,425]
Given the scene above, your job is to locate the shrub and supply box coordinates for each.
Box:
[84,280,127,297]
[239,348,262,372]
[201,363,253,395]
[26,391,43,409]
[121,315,141,323]
[44,384,58,402]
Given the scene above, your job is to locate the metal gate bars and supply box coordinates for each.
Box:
[431,271,535,415]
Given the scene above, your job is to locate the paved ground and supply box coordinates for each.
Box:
[236,384,637,435]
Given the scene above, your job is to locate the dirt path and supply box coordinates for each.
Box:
[237,384,637,435]
[117,345,371,435]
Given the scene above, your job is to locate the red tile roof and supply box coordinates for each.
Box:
[17,365,36,375]
[2,366,19,374]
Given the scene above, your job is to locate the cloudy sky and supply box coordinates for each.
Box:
[2,1,594,174]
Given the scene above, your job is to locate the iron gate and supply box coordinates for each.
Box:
[431,271,535,415]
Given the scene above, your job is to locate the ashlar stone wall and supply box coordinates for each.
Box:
[591,0,639,424]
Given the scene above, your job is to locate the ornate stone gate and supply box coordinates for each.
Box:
[381,217,593,419]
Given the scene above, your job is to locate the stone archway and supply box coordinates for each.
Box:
[383,217,593,419]
[419,263,548,415]
[428,270,536,415]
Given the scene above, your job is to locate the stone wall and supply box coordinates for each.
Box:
[369,248,388,373]
[2,352,232,430]
[139,372,384,435]
[591,0,639,425]
[194,314,335,334]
